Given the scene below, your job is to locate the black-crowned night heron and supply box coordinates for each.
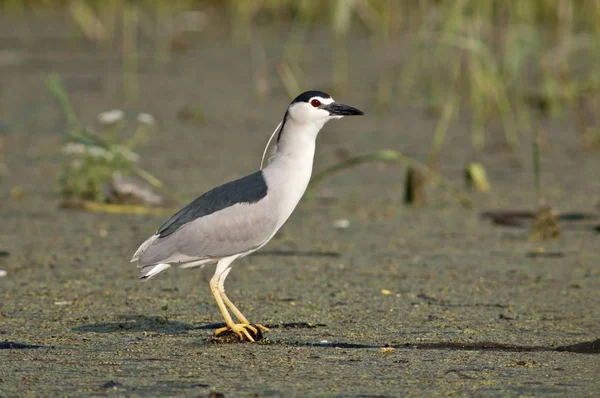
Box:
[131,90,364,342]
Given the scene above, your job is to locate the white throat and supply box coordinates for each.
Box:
[276,117,325,157]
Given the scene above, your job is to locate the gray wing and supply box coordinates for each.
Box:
[136,199,279,266]
[156,171,268,238]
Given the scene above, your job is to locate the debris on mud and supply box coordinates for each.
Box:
[480,210,598,228]
[529,202,561,241]
[105,175,165,206]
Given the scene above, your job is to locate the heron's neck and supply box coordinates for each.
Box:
[261,119,324,223]
[270,118,324,170]
[263,119,325,201]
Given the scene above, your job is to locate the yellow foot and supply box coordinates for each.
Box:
[215,323,259,342]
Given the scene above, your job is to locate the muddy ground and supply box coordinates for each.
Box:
[1,10,599,397]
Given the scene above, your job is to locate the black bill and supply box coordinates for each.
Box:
[325,102,364,116]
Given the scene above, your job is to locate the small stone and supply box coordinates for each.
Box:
[332,219,350,229]
[101,380,124,389]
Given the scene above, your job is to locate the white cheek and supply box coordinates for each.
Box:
[290,106,309,122]
[299,107,313,121]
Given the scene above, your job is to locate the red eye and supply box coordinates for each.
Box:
[310,99,321,107]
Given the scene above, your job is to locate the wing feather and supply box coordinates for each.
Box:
[157,171,267,238]
[136,198,279,266]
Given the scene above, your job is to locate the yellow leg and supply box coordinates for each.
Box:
[217,268,269,333]
[210,257,257,342]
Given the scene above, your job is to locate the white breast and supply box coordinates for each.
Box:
[261,119,320,230]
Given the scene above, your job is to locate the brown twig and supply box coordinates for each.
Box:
[308,149,472,207]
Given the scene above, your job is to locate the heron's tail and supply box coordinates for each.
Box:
[140,263,170,280]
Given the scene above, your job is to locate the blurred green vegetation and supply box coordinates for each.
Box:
[4,0,600,157]
[46,75,172,205]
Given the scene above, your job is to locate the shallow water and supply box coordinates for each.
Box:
[1,9,599,397]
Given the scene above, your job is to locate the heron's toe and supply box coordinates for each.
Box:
[254,324,270,332]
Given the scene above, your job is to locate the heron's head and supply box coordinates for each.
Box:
[285,90,364,125]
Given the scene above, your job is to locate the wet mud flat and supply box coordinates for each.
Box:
[1,12,600,397]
